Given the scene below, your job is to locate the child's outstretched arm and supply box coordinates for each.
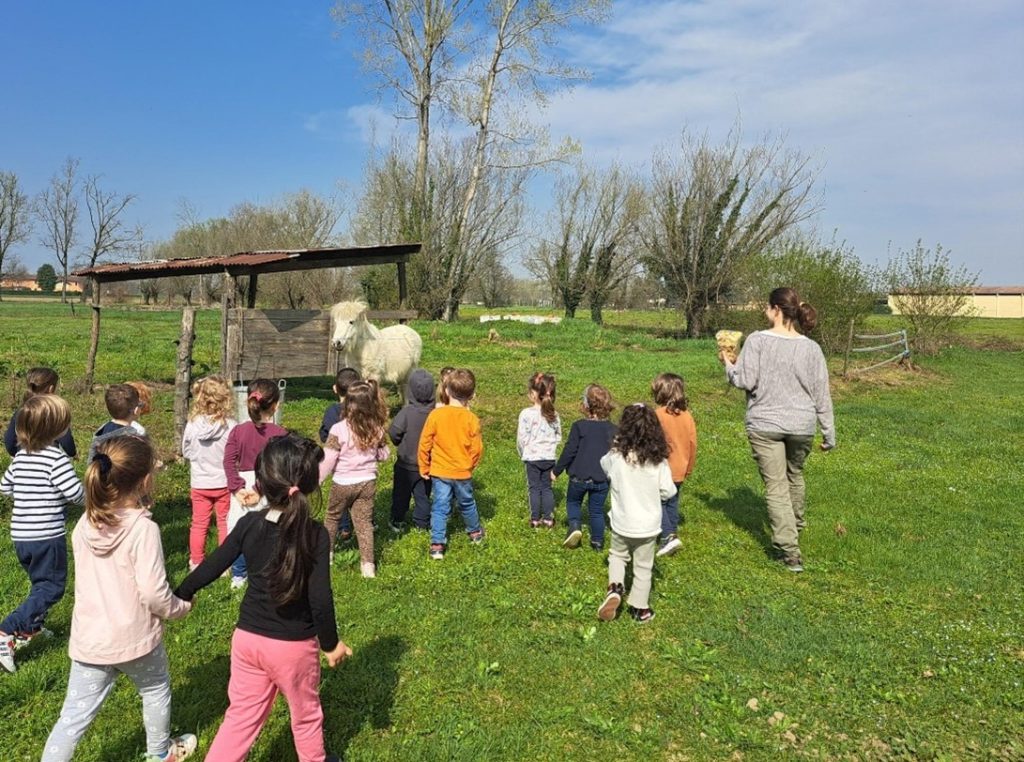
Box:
[132,521,191,620]
[175,518,247,600]
[553,421,581,478]
[318,432,342,484]
[308,526,344,661]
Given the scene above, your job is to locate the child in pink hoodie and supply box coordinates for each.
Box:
[181,375,236,570]
[318,380,389,578]
[42,435,196,762]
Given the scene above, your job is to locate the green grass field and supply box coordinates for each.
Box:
[0,302,1022,761]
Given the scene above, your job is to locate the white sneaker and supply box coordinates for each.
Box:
[656,535,683,557]
[188,560,200,572]
[360,562,376,578]
[146,732,198,761]
[0,634,16,673]
[230,575,247,590]
[14,627,53,652]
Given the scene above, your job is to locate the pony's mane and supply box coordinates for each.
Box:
[330,300,368,323]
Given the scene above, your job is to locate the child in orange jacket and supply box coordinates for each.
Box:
[651,373,697,557]
[418,368,484,560]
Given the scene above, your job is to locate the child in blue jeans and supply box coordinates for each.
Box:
[553,384,617,551]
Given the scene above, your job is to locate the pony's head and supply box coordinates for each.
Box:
[330,300,369,351]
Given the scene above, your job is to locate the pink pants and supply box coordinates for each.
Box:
[206,629,326,762]
[189,487,230,566]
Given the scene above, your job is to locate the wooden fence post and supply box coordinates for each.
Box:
[174,308,196,457]
[843,318,856,377]
[83,278,102,392]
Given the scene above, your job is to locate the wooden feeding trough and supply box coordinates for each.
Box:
[73,244,420,454]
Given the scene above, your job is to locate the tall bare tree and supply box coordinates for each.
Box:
[641,130,819,337]
[0,171,34,300]
[35,157,80,303]
[527,163,644,322]
[79,175,137,301]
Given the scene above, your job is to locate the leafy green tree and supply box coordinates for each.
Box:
[0,171,34,302]
[36,263,57,293]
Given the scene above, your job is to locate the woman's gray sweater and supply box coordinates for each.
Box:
[725,330,835,447]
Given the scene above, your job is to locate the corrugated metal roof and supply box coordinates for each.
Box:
[72,245,419,282]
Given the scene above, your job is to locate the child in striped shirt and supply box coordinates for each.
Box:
[0,394,84,673]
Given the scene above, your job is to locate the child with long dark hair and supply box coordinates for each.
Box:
[651,373,697,557]
[517,372,561,528]
[222,379,287,588]
[42,435,195,762]
[175,434,351,762]
[597,403,676,624]
[319,380,390,577]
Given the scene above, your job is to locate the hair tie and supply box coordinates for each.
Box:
[249,391,263,402]
[631,402,646,408]
[94,452,113,477]
[287,486,299,497]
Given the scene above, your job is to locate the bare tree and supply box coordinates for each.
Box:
[35,158,81,303]
[79,175,137,301]
[641,129,820,337]
[527,163,644,322]
[0,171,34,301]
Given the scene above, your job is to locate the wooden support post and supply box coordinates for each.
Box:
[246,273,258,308]
[83,278,102,392]
[220,274,236,375]
[173,308,196,456]
[843,318,856,377]
[397,262,408,318]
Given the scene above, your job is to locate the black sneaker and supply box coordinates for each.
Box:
[563,526,583,549]
[628,605,655,623]
[590,541,603,552]
[388,520,406,534]
[598,583,624,621]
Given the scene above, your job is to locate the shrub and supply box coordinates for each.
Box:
[884,241,978,354]
[733,234,879,354]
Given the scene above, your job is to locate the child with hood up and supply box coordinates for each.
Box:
[388,369,436,532]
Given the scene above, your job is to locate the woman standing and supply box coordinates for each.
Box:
[721,287,835,572]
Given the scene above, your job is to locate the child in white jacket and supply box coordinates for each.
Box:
[516,372,561,528]
[597,403,676,624]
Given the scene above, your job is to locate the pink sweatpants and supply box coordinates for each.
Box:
[205,629,326,762]
[189,487,231,566]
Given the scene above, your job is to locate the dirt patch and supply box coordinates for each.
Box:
[954,335,1024,352]
[831,360,941,393]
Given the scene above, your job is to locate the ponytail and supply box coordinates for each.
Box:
[85,436,155,528]
[257,434,324,607]
[797,302,818,333]
[769,287,817,334]
[529,372,558,424]
[246,378,281,428]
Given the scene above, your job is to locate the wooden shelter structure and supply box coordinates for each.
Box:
[73,244,420,451]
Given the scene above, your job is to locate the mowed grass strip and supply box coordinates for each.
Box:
[0,301,1021,761]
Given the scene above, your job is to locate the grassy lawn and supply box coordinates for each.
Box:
[0,302,1021,760]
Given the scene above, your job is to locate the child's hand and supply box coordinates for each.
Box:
[326,640,352,668]
[238,489,260,506]
[550,471,557,482]
[420,473,430,481]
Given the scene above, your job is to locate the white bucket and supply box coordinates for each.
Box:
[233,379,287,425]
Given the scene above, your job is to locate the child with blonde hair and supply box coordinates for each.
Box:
[181,375,237,570]
[0,395,84,673]
[42,435,195,762]
[4,367,76,457]
[597,403,676,624]
[223,379,287,588]
[651,373,697,557]
[517,372,561,528]
[553,384,617,550]
[436,366,455,407]
[127,381,153,435]
[319,380,390,577]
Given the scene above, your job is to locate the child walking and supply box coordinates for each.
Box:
[597,403,676,624]
[4,367,76,457]
[0,395,84,673]
[319,380,390,578]
[87,383,142,463]
[223,379,287,589]
[517,372,561,528]
[175,434,351,762]
[388,369,436,532]
[181,375,237,570]
[651,373,697,557]
[41,435,195,762]
[553,384,617,550]
[418,368,484,560]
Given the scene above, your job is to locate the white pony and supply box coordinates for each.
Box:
[329,301,422,397]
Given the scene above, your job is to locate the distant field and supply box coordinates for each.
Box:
[0,301,1021,760]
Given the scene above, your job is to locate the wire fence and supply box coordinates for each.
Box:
[843,321,911,376]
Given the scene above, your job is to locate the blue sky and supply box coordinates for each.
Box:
[4,1,1023,283]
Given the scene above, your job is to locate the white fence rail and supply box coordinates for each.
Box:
[843,324,910,376]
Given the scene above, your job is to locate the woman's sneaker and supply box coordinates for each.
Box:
[598,583,624,621]
[783,555,804,573]
[146,733,197,761]
[656,534,682,557]
[230,575,247,590]
[563,527,583,549]
[628,606,655,623]
[429,543,446,560]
